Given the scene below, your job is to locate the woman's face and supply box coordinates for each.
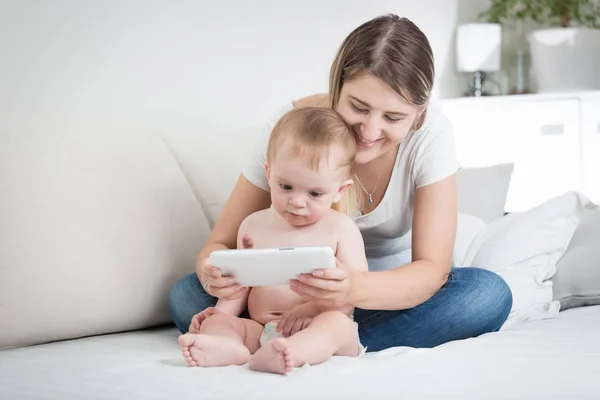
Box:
[336,73,421,165]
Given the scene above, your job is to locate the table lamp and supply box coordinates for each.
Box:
[456,23,502,96]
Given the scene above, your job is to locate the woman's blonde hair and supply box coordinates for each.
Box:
[329,14,434,130]
[267,107,361,217]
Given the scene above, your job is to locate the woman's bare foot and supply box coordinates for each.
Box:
[178,333,250,367]
[248,338,294,375]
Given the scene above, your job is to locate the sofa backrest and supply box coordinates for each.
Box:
[0,113,212,350]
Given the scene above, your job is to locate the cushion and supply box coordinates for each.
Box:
[152,115,265,226]
[460,191,591,329]
[0,113,211,350]
[552,204,600,310]
[457,163,514,223]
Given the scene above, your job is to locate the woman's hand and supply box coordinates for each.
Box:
[200,235,255,300]
[200,259,247,300]
[289,259,361,309]
[276,302,321,337]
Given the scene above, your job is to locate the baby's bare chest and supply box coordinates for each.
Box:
[250,225,338,252]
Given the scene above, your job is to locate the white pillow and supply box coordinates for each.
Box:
[151,115,265,227]
[461,191,591,329]
[0,113,211,350]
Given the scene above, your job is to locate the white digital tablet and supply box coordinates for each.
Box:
[209,246,336,287]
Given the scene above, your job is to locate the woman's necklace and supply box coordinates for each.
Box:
[352,170,381,205]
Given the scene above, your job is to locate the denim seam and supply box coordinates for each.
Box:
[355,309,391,326]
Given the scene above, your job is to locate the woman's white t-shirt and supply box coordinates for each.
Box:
[241,102,460,270]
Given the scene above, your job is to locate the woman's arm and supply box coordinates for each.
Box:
[196,174,271,279]
[352,173,457,310]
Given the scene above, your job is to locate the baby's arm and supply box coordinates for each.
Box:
[316,215,369,316]
[335,216,369,274]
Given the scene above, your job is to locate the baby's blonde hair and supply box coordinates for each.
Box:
[267,107,361,217]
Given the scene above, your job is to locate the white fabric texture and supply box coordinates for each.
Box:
[0,112,211,350]
[461,191,591,329]
[152,114,265,227]
[242,102,460,261]
[453,213,487,267]
[1,305,599,400]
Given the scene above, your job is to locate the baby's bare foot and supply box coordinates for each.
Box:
[248,338,294,375]
[178,333,250,367]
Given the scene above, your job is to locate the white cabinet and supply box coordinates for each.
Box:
[441,91,600,212]
[511,99,582,212]
[581,97,600,204]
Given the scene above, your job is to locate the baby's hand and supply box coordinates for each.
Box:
[276,302,321,337]
[188,307,222,334]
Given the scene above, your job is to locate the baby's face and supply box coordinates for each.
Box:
[267,146,350,227]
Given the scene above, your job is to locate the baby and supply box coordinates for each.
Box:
[177,107,368,375]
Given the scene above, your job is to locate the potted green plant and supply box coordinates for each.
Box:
[480,0,600,93]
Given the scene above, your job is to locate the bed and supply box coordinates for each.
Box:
[1,305,599,399]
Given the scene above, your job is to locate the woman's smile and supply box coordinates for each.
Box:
[355,135,384,149]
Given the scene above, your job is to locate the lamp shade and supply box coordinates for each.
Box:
[456,23,502,72]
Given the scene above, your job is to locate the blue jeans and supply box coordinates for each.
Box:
[168,267,512,352]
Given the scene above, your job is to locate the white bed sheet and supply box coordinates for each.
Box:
[1,306,599,400]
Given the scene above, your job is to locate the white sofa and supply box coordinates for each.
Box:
[1,113,600,399]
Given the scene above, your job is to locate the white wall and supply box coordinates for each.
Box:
[0,0,489,132]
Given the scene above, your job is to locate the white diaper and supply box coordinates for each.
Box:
[259,320,366,356]
[259,321,282,347]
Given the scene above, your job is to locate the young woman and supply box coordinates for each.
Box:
[169,14,512,352]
